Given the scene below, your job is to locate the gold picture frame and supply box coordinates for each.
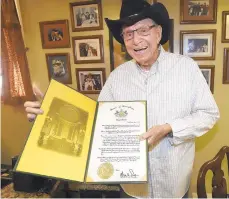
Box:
[39,20,70,49]
[223,48,229,84]
[45,53,72,84]
[72,35,104,64]
[75,68,106,94]
[180,0,217,24]
[180,29,216,60]
[199,65,215,93]
[222,11,229,43]
[69,0,103,32]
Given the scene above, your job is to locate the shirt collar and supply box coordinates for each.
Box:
[157,45,166,63]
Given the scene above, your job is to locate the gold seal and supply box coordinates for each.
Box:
[97,162,114,179]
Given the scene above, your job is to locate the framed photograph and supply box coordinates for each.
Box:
[75,68,106,94]
[109,19,174,72]
[180,29,216,60]
[45,53,72,84]
[69,0,103,32]
[39,20,70,49]
[180,0,217,24]
[223,48,229,84]
[222,11,229,43]
[199,65,215,93]
[72,35,104,64]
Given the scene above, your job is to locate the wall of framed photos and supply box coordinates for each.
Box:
[18,0,115,100]
[1,0,229,196]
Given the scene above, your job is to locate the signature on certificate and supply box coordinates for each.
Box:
[119,169,139,178]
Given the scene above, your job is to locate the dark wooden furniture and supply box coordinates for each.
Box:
[197,146,229,198]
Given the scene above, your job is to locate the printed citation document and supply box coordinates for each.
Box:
[15,79,148,184]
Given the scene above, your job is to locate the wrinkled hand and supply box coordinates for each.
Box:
[24,84,44,122]
[140,124,172,145]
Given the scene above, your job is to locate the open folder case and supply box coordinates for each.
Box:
[15,79,148,184]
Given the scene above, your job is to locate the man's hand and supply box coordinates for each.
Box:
[140,124,172,145]
[24,84,44,122]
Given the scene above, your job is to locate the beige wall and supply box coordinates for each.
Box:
[1,0,229,196]
[1,105,32,165]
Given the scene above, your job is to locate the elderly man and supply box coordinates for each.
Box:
[24,0,219,198]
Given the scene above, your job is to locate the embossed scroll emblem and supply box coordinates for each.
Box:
[114,109,128,118]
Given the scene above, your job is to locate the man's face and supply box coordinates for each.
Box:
[122,18,162,67]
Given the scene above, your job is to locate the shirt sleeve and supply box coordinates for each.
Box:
[98,71,114,102]
[167,61,220,146]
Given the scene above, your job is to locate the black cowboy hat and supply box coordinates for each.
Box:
[105,0,170,45]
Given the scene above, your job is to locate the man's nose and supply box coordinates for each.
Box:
[132,30,141,44]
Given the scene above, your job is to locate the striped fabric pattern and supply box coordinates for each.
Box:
[98,47,219,198]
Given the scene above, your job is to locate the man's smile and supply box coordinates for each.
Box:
[134,46,148,54]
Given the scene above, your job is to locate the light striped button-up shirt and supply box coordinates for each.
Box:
[98,47,220,198]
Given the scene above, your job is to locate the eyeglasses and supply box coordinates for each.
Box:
[121,24,157,41]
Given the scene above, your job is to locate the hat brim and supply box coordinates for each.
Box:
[105,3,170,45]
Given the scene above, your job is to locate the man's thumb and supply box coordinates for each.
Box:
[32,83,44,101]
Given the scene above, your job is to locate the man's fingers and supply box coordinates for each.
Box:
[24,85,44,123]
[32,84,44,101]
[24,101,41,108]
[25,107,44,115]
[140,130,152,141]
[27,113,36,122]
[140,132,155,145]
[147,136,155,145]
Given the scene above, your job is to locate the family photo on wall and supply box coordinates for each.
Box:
[48,28,63,42]
[79,42,98,57]
[74,7,98,27]
[180,29,216,60]
[39,20,70,49]
[187,38,208,53]
[46,53,72,84]
[70,0,103,32]
[180,0,217,24]
[75,68,106,94]
[72,35,104,64]
[188,0,209,16]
